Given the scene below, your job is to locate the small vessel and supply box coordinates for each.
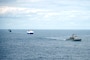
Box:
[8,29,12,32]
[27,30,34,34]
[66,34,81,41]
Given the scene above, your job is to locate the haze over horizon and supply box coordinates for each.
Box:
[0,0,90,29]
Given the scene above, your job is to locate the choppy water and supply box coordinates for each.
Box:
[0,29,90,60]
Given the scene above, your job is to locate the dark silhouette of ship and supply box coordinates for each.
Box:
[8,29,12,32]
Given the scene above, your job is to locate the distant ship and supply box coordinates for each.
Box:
[27,30,34,34]
[66,34,81,41]
[8,29,12,32]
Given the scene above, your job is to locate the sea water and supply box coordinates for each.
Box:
[0,29,90,60]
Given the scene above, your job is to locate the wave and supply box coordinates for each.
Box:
[45,37,66,41]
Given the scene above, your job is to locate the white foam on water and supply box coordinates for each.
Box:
[45,37,66,41]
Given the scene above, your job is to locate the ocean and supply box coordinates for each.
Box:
[0,29,90,60]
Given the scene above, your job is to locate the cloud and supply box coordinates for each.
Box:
[17,0,43,3]
[0,6,24,14]
[0,0,16,3]
[1,6,90,22]
[42,12,59,18]
[0,6,49,15]
[54,0,90,6]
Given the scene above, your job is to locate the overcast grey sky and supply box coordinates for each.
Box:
[0,0,90,29]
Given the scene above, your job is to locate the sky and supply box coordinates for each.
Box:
[0,0,90,29]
